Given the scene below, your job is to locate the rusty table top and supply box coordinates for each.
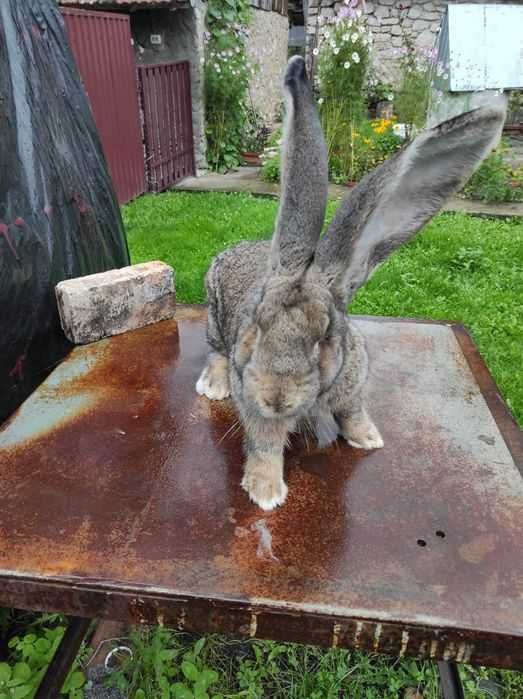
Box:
[1,306,522,669]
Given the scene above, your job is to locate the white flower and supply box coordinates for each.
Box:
[443,72,449,80]
[351,32,359,42]
[318,97,324,105]
[324,30,330,38]
[351,51,360,63]
[387,93,394,100]
[330,39,337,49]
[334,47,340,54]
[213,63,219,70]
[235,46,240,53]
[344,61,351,69]
[342,33,349,41]
[313,47,319,56]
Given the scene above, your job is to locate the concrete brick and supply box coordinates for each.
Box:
[55,261,176,345]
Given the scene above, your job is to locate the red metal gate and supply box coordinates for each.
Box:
[138,63,196,192]
[62,8,146,204]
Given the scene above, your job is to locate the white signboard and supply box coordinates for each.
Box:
[445,4,523,91]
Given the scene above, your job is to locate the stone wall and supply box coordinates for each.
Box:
[247,8,289,123]
[307,0,513,84]
[131,5,207,172]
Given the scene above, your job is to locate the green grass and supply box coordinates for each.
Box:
[107,627,522,699]
[122,191,523,698]
[124,191,523,425]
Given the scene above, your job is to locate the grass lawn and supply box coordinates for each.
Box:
[121,191,523,698]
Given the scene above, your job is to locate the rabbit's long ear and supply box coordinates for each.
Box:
[269,56,328,277]
[311,96,507,304]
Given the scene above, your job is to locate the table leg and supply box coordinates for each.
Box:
[437,661,465,699]
[35,616,92,699]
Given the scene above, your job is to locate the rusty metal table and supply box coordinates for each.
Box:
[1,306,522,696]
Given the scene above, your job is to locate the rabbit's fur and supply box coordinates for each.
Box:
[196,56,507,510]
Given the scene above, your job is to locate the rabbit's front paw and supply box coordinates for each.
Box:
[241,454,288,511]
[196,354,230,400]
[341,409,384,450]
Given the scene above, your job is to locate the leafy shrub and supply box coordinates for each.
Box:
[463,145,523,203]
[312,1,399,184]
[329,117,403,184]
[204,0,254,171]
[241,106,269,154]
[0,625,86,699]
[315,0,372,171]
[107,628,222,699]
[393,25,447,133]
[259,128,281,182]
[507,90,523,124]
[260,152,280,183]
[315,4,371,122]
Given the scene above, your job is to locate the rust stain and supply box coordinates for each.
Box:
[458,534,498,564]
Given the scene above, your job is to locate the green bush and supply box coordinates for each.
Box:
[331,118,403,183]
[0,623,86,699]
[314,3,371,182]
[107,628,222,699]
[241,106,269,154]
[393,27,446,132]
[463,148,523,203]
[260,152,280,183]
[204,0,254,171]
[315,8,371,122]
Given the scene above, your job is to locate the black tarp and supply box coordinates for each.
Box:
[0,0,130,424]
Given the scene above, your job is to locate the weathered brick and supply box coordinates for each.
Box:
[55,261,176,345]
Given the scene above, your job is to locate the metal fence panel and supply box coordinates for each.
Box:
[138,62,195,193]
[62,8,146,204]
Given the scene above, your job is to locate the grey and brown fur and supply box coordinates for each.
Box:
[196,56,507,510]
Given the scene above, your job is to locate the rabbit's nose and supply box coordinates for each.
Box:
[263,392,284,413]
[263,398,280,412]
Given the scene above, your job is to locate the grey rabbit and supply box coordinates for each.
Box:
[196,56,507,510]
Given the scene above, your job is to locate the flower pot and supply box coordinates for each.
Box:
[241,151,262,166]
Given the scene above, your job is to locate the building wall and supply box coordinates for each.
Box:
[307,0,513,84]
[247,8,289,124]
[131,5,207,171]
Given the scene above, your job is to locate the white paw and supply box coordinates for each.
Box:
[345,415,384,450]
[195,366,230,400]
[241,473,288,511]
[348,433,384,450]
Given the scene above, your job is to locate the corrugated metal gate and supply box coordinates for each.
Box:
[138,63,196,192]
[62,8,146,204]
